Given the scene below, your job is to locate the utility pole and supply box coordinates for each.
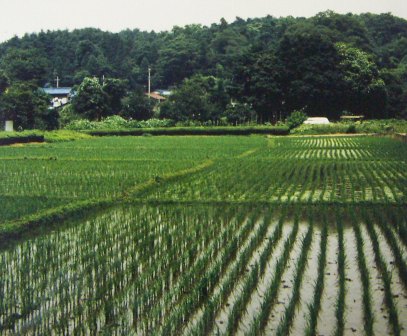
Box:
[55,76,60,88]
[102,75,105,85]
[148,67,151,98]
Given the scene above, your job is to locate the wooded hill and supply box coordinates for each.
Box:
[0,11,406,125]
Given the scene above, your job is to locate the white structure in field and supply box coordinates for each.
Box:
[5,120,14,132]
[304,117,330,125]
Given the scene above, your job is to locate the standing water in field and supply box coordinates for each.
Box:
[0,204,406,335]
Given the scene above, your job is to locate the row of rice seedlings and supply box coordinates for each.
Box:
[300,164,325,203]
[220,209,288,335]
[373,161,405,203]
[0,158,198,223]
[305,212,328,336]
[362,209,402,336]
[283,148,366,160]
[94,206,244,334]
[143,142,405,204]
[334,208,346,336]
[363,163,394,203]
[128,207,252,333]
[1,135,263,223]
[275,215,314,336]
[385,207,407,249]
[282,137,361,150]
[155,210,271,335]
[350,209,374,335]
[85,205,228,334]
[0,206,225,333]
[186,208,289,335]
[33,209,167,333]
[372,207,407,290]
[285,163,313,203]
[246,214,300,335]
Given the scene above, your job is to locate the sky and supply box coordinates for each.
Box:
[0,0,406,42]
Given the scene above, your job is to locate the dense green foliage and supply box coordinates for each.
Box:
[0,11,407,129]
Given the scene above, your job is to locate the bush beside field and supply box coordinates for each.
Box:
[86,126,290,137]
[291,119,407,135]
[0,131,44,145]
[0,130,91,145]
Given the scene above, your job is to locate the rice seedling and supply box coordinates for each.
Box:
[305,212,328,336]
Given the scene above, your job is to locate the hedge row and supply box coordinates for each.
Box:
[86,126,290,136]
[0,135,44,146]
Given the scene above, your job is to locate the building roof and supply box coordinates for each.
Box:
[145,92,166,100]
[42,87,73,95]
[155,89,172,96]
[304,117,330,125]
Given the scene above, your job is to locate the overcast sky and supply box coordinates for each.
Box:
[0,0,406,42]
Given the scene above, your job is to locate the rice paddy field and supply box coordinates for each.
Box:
[0,135,406,335]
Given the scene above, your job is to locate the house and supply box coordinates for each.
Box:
[145,92,166,103]
[155,89,172,97]
[42,87,73,108]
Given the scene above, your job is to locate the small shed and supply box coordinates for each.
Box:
[304,117,330,125]
[5,120,14,132]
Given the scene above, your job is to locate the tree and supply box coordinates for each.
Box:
[121,90,154,120]
[0,70,9,93]
[103,78,128,113]
[381,64,407,118]
[71,77,108,120]
[336,42,387,118]
[233,51,284,122]
[277,23,342,119]
[156,25,206,87]
[223,102,256,125]
[160,75,228,123]
[0,48,49,85]
[0,83,53,129]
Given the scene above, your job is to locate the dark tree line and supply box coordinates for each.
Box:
[0,11,406,129]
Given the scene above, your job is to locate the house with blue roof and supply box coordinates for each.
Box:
[42,87,74,108]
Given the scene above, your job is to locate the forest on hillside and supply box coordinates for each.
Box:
[0,11,406,129]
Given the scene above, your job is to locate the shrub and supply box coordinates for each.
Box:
[346,124,357,133]
[65,119,97,130]
[287,110,308,129]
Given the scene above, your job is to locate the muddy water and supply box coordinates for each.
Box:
[213,217,279,334]
[343,228,364,335]
[263,225,309,334]
[360,224,390,335]
[317,231,339,336]
[182,215,266,335]
[290,229,321,335]
[373,224,407,332]
[233,224,293,335]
